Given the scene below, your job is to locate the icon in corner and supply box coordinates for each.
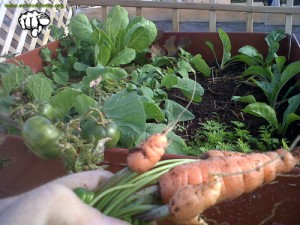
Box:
[18,10,50,37]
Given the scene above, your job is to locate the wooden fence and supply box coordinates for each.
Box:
[1,0,300,61]
[69,0,300,34]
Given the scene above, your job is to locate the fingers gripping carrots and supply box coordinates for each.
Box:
[127,133,169,173]
[159,148,300,223]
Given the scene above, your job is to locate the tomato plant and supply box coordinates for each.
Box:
[81,119,120,148]
[21,116,64,159]
[37,101,56,121]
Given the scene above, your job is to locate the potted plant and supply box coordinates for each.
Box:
[1,5,300,225]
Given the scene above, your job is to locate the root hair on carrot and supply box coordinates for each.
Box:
[258,201,283,225]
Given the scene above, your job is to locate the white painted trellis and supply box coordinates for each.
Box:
[0,0,73,62]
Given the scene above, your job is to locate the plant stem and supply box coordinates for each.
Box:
[100,159,196,216]
[0,111,21,130]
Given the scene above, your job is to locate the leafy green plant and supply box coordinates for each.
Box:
[128,48,206,124]
[232,55,300,135]
[68,6,157,67]
[41,5,157,100]
[205,28,234,70]
[184,120,288,156]
[240,56,300,108]
[235,29,286,67]
[234,93,300,136]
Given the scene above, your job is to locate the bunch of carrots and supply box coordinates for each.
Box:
[74,131,300,225]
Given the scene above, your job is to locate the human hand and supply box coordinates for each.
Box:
[0,170,130,225]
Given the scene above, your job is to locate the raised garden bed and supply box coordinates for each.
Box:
[1,6,300,225]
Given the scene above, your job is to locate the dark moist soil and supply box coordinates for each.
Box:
[169,62,299,143]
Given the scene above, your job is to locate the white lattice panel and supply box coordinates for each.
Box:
[0,0,73,62]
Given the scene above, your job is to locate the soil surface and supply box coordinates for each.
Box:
[169,62,299,143]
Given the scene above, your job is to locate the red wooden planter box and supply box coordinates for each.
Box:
[1,32,300,225]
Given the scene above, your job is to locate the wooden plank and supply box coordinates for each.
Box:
[68,0,300,15]
[102,6,108,20]
[172,0,179,32]
[0,0,8,30]
[209,0,216,32]
[1,0,25,55]
[285,0,293,35]
[246,0,253,32]
[136,7,143,17]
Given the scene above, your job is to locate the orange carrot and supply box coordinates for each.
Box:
[199,149,245,159]
[159,148,300,223]
[127,133,168,173]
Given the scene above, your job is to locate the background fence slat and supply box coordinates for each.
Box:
[246,0,254,32]
[172,0,179,32]
[285,0,294,35]
[209,0,216,32]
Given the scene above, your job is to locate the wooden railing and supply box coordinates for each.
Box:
[69,0,300,35]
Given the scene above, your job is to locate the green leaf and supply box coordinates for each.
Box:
[231,95,257,104]
[281,93,300,134]
[103,5,129,43]
[40,47,52,62]
[86,65,106,79]
[53,71,69,85]
[74,62,89,72]
[274,55,286,74]
[281,61,300,87]
[218,28,231,69]
[108,48,136,66]
[142,102,165,122]
[0,96,16,113]
[69,13,99,44]
[265,30,286,47]
[164,99,195,123]
[97,42,111,66]
[242,66,271,80]
[123,18,157,52]
[233,55,258,67]
[283,93,300,119]
[50,88,81,118]
[161,74,178,89]
[136,86,154,103]
[237,45,264,66]
[177,60,195,78]
[205,40,220,68]
[102,67,128,80]
[238,45,260,57]
[282,113,300,135]
[136,123,187,155]
[190,54,211,77]
[251,79,273,104]
[102,91,146,148]
[179,48,193,60]
[0,63,27,96]
[243,102,279,129]
[265,30,285,64]
[25,74,53,102]
[74,94,97,114]
[175,78,204,103]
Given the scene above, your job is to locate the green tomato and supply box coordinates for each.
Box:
[81,120,120,148]
[37,101,56,121]
[21,116,63,159]
[73,187,95,204]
